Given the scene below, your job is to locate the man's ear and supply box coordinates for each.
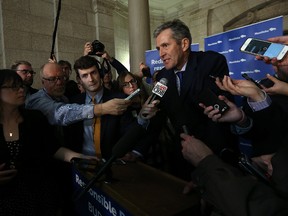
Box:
[181,38,190,52]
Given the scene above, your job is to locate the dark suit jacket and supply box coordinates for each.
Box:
[156,51,238,179]
[242,93,288,156]
[64,88,122,160]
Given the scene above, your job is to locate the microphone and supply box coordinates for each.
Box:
[147,78,168,104]
[73,122,146,202]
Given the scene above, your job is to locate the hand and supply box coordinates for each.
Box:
[120,152,141,162]
[83,42,92,56]
[199,95,243,123]
[0,163,18,185]
[216,75,265,102]
[182,180,198,194]
[77,155,100,162]
[138,96,160,120]
[181,134,213,167]
[99,51,113,62]
[255,36,288,77]
[100,98,131,115]
[262,74,288,96]
[48,54,57,63]
[251,154,274,176]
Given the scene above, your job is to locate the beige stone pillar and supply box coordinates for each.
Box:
[93,0,115,57]
[128,0,151,73]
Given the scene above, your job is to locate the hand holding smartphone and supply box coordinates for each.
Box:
[240,38,288,60]
[238,154,271,185]
[198,88,229,115]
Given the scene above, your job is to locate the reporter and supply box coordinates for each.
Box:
[0,69,94,215]
[117,71,163,163]
[26,62,129,126]
[181,134,288,216]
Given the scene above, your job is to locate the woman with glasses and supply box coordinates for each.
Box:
[0,69,94,215]
[117,71,149,113]
[117,71,164,164]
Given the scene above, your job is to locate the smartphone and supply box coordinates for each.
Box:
[124,88,141,100]
[259,77,275,88]
[238,154,271,185]
[240,38,288,60]
[198,88,229,114]
[242,73,262,89]
[71,157,99,171]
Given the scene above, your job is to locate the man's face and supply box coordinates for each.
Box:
[61,63,72,80]
[156,28,188,70]
[78,66,102,94]
[16,64,34,86]
[103,71,112,83]
[42,63,66,97]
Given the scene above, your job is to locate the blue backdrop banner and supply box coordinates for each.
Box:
[204,16,283,81]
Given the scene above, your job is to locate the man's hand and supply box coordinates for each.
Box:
[48,54,57,63]
[181,134,213,167]
[262,74,288,96]
[83,42,92,56]
[199,95,243,123]
[256,36,288,66]
[99,51,113,62]
[99,98,131,116]
[255,36,288,80]
[138,96,160,120]
[216,75,265,102]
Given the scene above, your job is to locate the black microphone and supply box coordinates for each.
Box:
[147,78,168,104]
[73,122,146,202]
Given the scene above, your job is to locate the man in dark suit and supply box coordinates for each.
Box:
[145,19,238,180]
[64,55,123,160]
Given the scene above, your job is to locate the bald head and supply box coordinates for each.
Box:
[40,62,66,97]
[40,62,62,78]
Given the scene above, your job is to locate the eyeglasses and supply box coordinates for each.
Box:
[122,79,137,88]
[42,76,67,83]
[1,84,25,91]
[17,69,36,75]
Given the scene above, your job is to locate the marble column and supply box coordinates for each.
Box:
[128,0,151,73]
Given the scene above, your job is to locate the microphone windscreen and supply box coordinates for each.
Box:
[159,78,168,85]
[151,78,168,98]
